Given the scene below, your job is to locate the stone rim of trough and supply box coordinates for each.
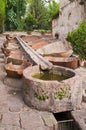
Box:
[23,65,80,83]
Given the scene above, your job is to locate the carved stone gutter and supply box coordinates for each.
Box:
[16,36,53,70]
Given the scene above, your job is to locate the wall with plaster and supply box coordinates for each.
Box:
[52,0,86,39]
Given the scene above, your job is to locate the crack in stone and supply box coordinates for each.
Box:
[19,114,22,129]
[40,115,47,127]
[0,124,25,130]
[0,113,3,121]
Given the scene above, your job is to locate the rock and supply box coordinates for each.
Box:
[20,111,45,130]
[40,112,57,130]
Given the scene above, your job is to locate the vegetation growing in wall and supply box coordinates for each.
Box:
[55,85,71,100]
[67,21,86,60]
[34,89,48,101]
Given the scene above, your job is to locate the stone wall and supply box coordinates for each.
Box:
[52,0,86,39]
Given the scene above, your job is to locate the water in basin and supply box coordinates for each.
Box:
[32,70,71,81]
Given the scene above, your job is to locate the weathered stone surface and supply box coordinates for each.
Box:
[1,34,86,130]
[4,77,23,91]
[20,111,45,130]
[52,0,86,38]
[71,110,86,130]
[0,126,24,130]
[6,52,26,65]
[8,96,24,112]
[16,37,53,70]
[82,89,86,102]
[45,56,79,69]
[37,41,73,57]
[5,62,29,78]
[40,112,57,130]
[0,64,6,80]
[23,65,82,112]
[1,112,20,126]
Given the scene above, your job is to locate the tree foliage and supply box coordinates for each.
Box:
[0,0,5,32]
[26,0,48,30]
[48,0,59,20]
[0,0,59,31]
[5,0,26,30]
[25,0,59,30]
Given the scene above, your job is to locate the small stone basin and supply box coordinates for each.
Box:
[6,42,19,50]
[1,43,19,57]
[37,41,73,57]
[3,35,17,48]
[23,65,82,113]
[5,62,30,78]
[45,56,79,69]
[7,51,26,65]
[6,34,15,40]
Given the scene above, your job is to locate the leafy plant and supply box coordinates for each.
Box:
[5,0,26,31]
[67,21,86,60]
[25,13,38,31]
[55,88,66,100]
[0,0,5,33]
[47,0,59,20]
[39,29,46,34]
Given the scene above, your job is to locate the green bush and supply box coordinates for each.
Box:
[0,0,5,33]
[25,14,38,31]
[67,21,86,60]
[39,29,46,34]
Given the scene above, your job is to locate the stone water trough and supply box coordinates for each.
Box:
[36,41,79,69]
[23,65,82,113]
[2,35,31,78]
[5,61,30,78]
[37,41,73,57]
[1,35,19,56]
[45,56,79,69]
[6,50,26,64]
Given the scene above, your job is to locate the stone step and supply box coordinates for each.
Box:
[0,58,4,63]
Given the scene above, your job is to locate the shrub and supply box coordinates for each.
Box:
[39,29,46,34]
[25,14,38,31]
[67,21,86,60]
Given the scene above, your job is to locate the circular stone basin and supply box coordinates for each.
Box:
[23,65,82,113]
[1,43,19,57]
